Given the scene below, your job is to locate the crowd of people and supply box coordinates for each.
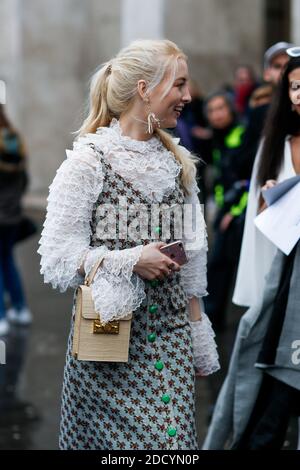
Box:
[175,41,295,331]
[175,41,300,449]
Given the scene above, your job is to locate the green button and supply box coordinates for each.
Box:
[161,394,171,404]
[148,333,156,343]
[167,427,177,437]
[150,279,159,288]
[154,226,161,234]
[149,304,158,314]
[155,360,164,371]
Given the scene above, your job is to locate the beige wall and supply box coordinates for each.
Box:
[21,0,120,195]
[1,0,120,197]
[165,0,264,93]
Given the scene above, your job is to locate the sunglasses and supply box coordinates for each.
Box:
[287,47,300,57]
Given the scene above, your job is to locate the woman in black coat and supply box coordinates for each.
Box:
[0,105,32,336]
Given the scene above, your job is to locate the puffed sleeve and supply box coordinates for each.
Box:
[37,142,145,324]
[180,177,208,299]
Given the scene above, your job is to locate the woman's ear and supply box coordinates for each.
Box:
[137,80,148,101]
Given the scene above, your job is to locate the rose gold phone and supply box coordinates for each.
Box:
[159,240,188,266]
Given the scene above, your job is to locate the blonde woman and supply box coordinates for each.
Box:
[38,39,219,450]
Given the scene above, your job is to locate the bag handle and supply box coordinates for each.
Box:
[84,252,107,287]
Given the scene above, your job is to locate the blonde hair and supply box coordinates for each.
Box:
[78,39,199,195]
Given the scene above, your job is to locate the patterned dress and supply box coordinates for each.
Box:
[38,119,219,450]
[59,152,197,450]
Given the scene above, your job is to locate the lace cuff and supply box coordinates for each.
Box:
[84,245,146,325]
[189,314,220,376]
[83,246,109,278]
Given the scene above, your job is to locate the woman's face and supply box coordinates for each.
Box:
[288,67,300,115]
[206,96,233,129]
[148,58,191,129]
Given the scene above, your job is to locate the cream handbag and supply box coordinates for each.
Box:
[72,253,132,362]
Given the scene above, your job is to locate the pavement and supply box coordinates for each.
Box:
[0,209,297,450]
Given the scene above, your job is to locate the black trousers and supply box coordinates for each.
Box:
[232,373,300,450]
[204,215,244,330]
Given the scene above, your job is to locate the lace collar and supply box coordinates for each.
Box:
[75,118,183,203]
[100,117,164,153]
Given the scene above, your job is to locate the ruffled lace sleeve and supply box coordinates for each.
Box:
[37,144,104,291]
[37,141,145,324]
[83,245,145,325]
[189,315,220,376]
[180,177,208,299]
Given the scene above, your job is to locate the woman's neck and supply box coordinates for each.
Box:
[119,114,154,142]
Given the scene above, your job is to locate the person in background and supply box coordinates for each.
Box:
[175,79,208,150]
[236,42,295,180]
[0,105,32,336]
[203,92,247,331]
[233,64,258,120]
[233,40,294,309]
[203,49,300,450]
[263,41,294,86]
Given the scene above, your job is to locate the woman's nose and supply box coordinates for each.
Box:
[183,88,192,104]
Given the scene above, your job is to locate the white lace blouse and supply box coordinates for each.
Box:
[38,118,219,375]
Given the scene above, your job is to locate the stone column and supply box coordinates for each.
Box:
[20,0,120,197]
[291,0,300,44]
[121,0,165,47]
[0,0,22,121]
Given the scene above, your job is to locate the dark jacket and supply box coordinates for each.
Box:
[0,128,28,226]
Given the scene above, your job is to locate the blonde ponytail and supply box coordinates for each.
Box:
[79,63,114,135]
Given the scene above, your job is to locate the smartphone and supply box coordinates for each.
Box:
[159,240,188,266]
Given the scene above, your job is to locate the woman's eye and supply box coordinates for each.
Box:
[291,82,300,90]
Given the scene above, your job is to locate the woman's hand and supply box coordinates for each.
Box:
[261,179,277,192]
[258,179,277,213]
[133,241,181,281]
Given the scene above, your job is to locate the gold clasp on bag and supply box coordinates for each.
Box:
[93,319,120,334]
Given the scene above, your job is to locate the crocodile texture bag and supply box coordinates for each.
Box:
[72,254,132,362]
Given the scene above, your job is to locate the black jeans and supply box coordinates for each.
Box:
[204,215,244,330]
[0,225,26,319]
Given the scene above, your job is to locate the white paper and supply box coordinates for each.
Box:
[262,175,300,206]
[255,182,300,255]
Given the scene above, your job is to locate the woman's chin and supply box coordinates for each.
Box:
[161,117,177,129]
